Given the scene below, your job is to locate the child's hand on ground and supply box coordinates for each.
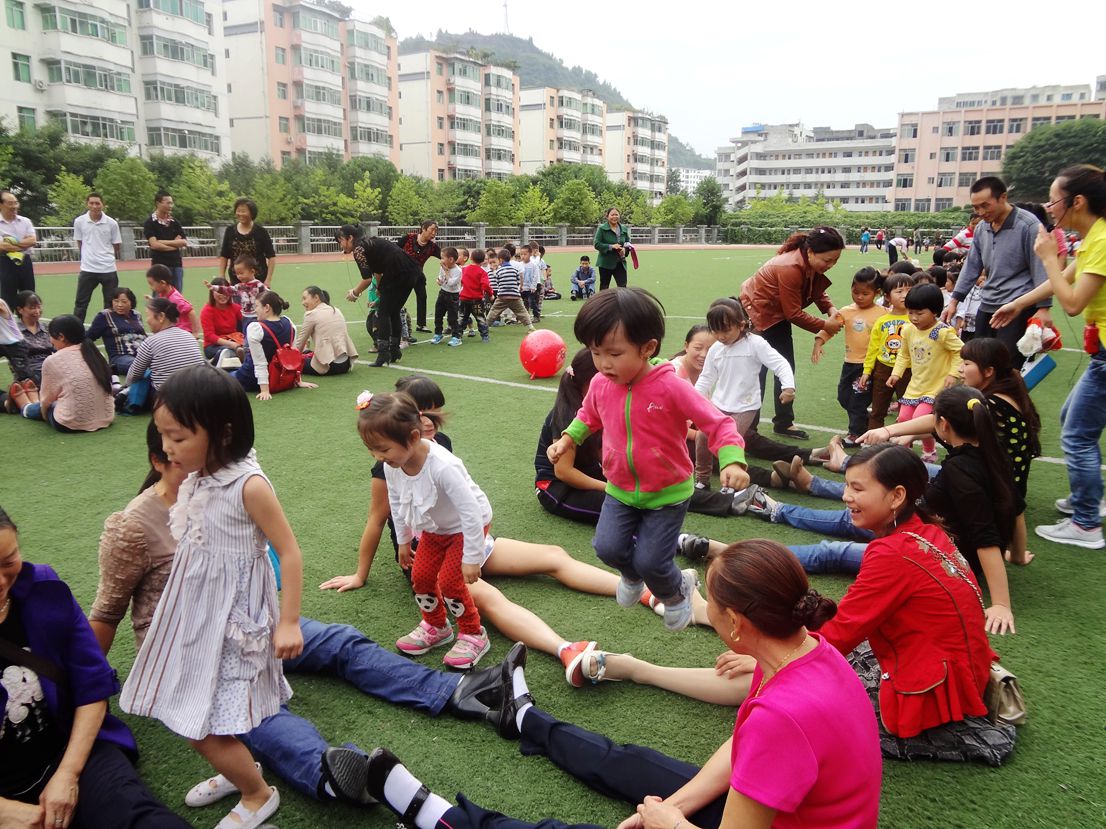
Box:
[856,373,869,390]
[984,604,1016,636]
[715,650,755,678]
[274,619,304,659]
[461,563,482,584]
[398,544,414,570]
[319,574,365,592]
[720,464,750,492]
[779,387,796,405]
[297,380,319,389]
[546,434,574,464]
[256,389,272,401]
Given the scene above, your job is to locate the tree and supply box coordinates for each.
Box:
[427,179,468,225]
[42,170,92,226]
[517,184,552,224]
[249,170,298,224]
[172,158,235,224]
[693,176,725,225]
[550,179,600,226]
[1003,119,1106,200]
[219,153,261,197]
[385,175,429,225]
[93,157,158,222]
[536,163,610,201]
[299,167,347,224]
[335,172,382,222]
[338,156,398,208]
[653,194,695,226]
[607,185,653,226]
[667,168,684,196]
[467,179,518,225]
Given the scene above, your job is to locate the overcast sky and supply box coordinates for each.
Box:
[359,0,1103,159]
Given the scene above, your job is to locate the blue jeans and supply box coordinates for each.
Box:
[809,475,846,502]
[170,266,184,292]
[240,618,460,799]
[1060,353,1106,529]
[773,504,873,542]
[111,354,135,376]
[788,540,866,574]
[593,495,689,602]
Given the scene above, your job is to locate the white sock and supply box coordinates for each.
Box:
[512,666,533,732]
[555,641,571,658]
[383,764,452,829]
[322,782,336,799]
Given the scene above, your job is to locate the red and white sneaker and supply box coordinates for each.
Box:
[561,640,598,687]
[396,621,454,655]
[442,627,491,669]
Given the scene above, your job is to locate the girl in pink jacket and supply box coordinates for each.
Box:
[547,288,749,630]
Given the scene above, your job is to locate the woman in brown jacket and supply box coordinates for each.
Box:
[739,227,845,439]
[296,286,358,375]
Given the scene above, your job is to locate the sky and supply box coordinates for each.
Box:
[356,0,1104,159]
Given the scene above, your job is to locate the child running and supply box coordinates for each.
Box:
[547,288,749,630]
[812,267,885,444]
[889,283,964,463]
[120,364,304,829]
[858,273,913,430]
[359,391,495,668]
[432,246,462,346]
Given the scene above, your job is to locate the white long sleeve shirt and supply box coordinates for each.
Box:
[383,440,493,564]
[694,334,795,414]
[245,319,297,386]
[436,264,462,293]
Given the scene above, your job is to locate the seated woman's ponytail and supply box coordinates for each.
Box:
[48,314,112,394]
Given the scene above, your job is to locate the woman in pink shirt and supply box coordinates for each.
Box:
[7,314,113,431]
[146,263,199,335]
[319,541,882,829]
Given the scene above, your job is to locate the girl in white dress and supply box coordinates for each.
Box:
[120,364,304,829]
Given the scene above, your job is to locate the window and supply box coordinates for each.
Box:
[484,122,514,140]
[894,199,912,211]
[273,9,283,26]
[1061,92,1073,101]
[304,83,341,105]
[895,173,913,188]
[276,82,287,99]
[348,61,389,87]
[549,139,554,150]
[958,173,974,187]
[16,105,33,132]
[353,126,391,146]
[940,147,957,163]
[278,116,289,133]
[11,52,29,82]
[549,118,554,129]
[485,147,514,163]
[275,46,286,64]
[45,59,132,93]
[295,47,340,74]
[982,145,1002,161]
[937,173,955,188]
[941,121,959,137]
[292,10,338,38]
[6,0,25,29]
[298,116,342,137]
[1031,116,1051,130]
[929,152,937,160]
[52,111,136,142]
[961,146,979,161]
[436,90,443,104]
[935,198,954,211]
[964,120,982,136]
[914,199,931,212]
[1055,115,1076,123]
[349,93,388,114]
[900,123,918,139]
[436,116,444,129]
[146,125,219,152]
[137,0,206,26]
[140,34,215,72]
[437,142,444,155]
[144,80,217,113]
[985,119,1004,135]
[40,5,127,43]
[347,29,388,54]
[1008,118,1026,134]
[436,61,443,75]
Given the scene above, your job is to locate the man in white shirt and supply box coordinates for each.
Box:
[73,192,122,322]
[0,188,36,308]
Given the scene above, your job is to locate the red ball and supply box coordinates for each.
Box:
[519,330,567,379]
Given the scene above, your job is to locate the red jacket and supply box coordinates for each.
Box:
[459,264,492,301]
[820,515,996,738]
[200,302,243,347]
[739,248,834,334]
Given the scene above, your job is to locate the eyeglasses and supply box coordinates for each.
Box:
[1043,197,1067,210]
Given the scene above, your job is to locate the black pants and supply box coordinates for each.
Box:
[743,429,812,464]
[1,340,29,380]
[302,355,351,376]
[975,306,1036,370]
[598,261,627,290]
[536,481,605,525]
[413,274,428,327]
[376,271,418,345]
[0,255,35,308]
[460,299,489,337]
[838,362,872,437]
[756,319,796,431]
[73,270,119,322]
[434,291,461,337]
[887,245,899,267]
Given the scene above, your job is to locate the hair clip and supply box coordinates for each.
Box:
[356,390,373,411]
[966,397,980,411]
[565,365,575,377]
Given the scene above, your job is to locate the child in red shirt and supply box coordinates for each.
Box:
[459,248,493,342]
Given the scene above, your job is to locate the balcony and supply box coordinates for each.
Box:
[447,102,480,118]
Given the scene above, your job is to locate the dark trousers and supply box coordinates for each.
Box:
[1,340,29,380]
[756,319,796,430]
[377,272,418,345]
[413,274,428,327]
[887,245,899,266]
[975,306,1036,370]
[73,270,119,322]
[868,361,909,430]
[302,355,351,376]
[838,362,872,437]
[459,298,489,337]
[743,429,812,463]
[598,261,627,290]
[0,255,35,309]
[521,289,542,320]
[434,291,461,337]
[439,708,725,829]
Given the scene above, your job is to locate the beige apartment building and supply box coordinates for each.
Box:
[892,79,1106,211]
[604,110,668,201]
[396,50,520,181]
[222,0,398,166]
[518,87,605,173]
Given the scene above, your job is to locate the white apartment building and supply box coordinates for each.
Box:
[604,110,668,201]
[673,167,714,193]
[3,0,230,159]
[938,81,1097,110]
[716,123,895,212]
[519,86,605,173]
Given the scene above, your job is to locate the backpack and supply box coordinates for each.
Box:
[259,321,304,393]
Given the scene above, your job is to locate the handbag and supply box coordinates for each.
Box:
[259,321,304,393]
[984,662,1027,727]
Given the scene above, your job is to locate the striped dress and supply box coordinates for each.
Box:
[120,451,290,740]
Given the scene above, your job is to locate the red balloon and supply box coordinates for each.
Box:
[519,330,567,379]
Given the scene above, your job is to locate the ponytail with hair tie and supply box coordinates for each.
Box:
[792,589,837,630]
[966,398,980,411]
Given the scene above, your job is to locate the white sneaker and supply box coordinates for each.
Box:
[1035,518,1105,550]
[185,762,259,807]
[615,577,645,608]
[1054,496,1106,519]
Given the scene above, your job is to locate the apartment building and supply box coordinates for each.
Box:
[604,110,668,201]
[396,50,520,181]
[221,0,398,167]
[673,167,714,193]
[715,123,895,212]
[3,0,230,159]
[518,86,605,173]
[892,80,1106,211]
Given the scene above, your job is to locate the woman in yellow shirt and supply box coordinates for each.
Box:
[992,164,1106,549]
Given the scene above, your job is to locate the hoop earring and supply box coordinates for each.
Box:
[730,628,740,643]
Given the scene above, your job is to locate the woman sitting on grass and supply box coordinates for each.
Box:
[233,290,317,400]
[295,286,357,376]
[14,290,52,385]
[86,287,147,376]
[200,278,245,368]
[125,297,205,396]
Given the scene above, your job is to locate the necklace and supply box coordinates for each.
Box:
[754,636,810,698]
[0,598,10,622]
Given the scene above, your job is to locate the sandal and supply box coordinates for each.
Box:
[582,650,623,684]
[20,379,36,392]
[214,787,279,829]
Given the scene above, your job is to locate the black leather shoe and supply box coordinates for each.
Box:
[447,663,501,719]
[366,747,432,824]
[321,747,377,806]
[484,642,531,739]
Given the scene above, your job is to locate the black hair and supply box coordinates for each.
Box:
[154,189,172,205]
[933,386,1017,548]
[778,226,845,255]
[497,248,513,262]
[960,338,1041,457]
[580,255,590,262]
[146,264,174,285]
[470,248,486,264]
[335,224,363,242]
[538,245,546,255]
[358,391,442,447]
[852,267,884,293]
[47,314,112,394]
[670,324,711,360]
[574,287,665,352]
[705,297,750,338]
[0,506,15,533]
[971,176,1007,198]
[932,248,948,266]
[904,283,944,314]
[882,273,914,295]
[420,220,438,231]
[87,191,103,202]
[501,242,516,256]
[233,197,258,220]
[146,296,180,323]
[257,290,290,315]
[208,276,230,306]
[1015,201,1052,231]
[888,260,920,275]
[140,419,170,493]
[234,254,259,273]
[110,286,138,309]
[304,285,331,305]
[154,364,255,471]
[848,443,939,527]
[394,374,446,410]
[442,246,459,260]
[551,348,601,471]
[1056,164,1106,217]
[928,266,948,285]
[912,271,936,286]
[14,290,41,312]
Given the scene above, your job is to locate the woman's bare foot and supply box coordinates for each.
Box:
[789,455,814,493]
[825,435,849,473]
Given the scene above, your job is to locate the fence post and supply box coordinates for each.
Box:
[697,225,707,244]
[297,221,312,255]
[120,222,136,261]
[676,226,684,243]
[709,226,719,244]
[366,221,380,238]
[556,224,567,247]
[650,225,660,244]
[520,223,530,245]
[473,222,487,249]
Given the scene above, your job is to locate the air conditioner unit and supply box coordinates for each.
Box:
[34,79,47,92]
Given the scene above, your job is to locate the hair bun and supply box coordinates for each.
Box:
[792,589,838,630]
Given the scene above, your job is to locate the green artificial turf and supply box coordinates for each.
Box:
[6,248,1105,828]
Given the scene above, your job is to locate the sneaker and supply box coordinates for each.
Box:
[677,532,710,560]
[396,620,454,655]
[741,486,778,520]
[185,762,259,807]
[561,640,598,687]
[920,450,939,464]
[431,334,444,344]
[615,576,645,608]
[527,326,537,333]
[662,569,699,631]
[467,329,477,337]
[481,336,490,343]
[639,588,665,616]
[443,627,492,669]
[1034,518,1105,550]
[447,337,462,347]
[1055,496,1106,518]
[491,320,504,327]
